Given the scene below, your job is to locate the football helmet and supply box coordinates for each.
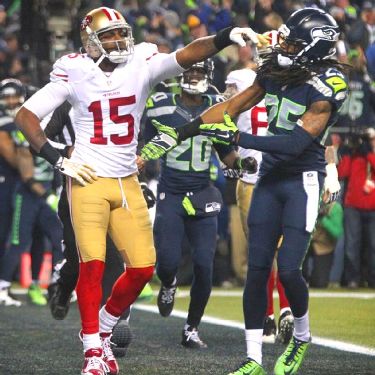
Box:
[276,8,339,67]
[80,7,134,64]
[180,59,214,95]
[0,78,26,118]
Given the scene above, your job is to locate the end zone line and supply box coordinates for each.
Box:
[133,303,375,357]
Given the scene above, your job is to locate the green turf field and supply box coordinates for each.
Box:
[1,288,374,374]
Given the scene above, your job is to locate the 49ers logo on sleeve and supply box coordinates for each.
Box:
[80,15,92,31]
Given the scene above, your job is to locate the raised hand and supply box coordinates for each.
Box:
[229,27,270,48]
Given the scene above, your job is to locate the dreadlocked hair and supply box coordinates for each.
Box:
[256,49,351,87]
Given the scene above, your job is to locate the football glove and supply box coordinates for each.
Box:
[140,120,179,160]
[140,182,156,209]
[199,112,239,145]
[46,193,59,212]
[323,163,341,203]
[54,157,97,187]
[229,27,270,48]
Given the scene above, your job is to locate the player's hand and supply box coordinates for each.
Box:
[323,163,341,203]
[199,112,239,145]
[236,156,258,174]
[140,182,156,209]
[140,120,179,160]
[136,155,145,172]
[54,157,98,186]
[46,193,59,212]
[229,27,270,48]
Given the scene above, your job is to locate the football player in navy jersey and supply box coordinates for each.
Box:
[143,59,257,349]
[141,8,347,374]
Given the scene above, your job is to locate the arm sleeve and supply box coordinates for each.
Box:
[213,142,235,160]
[148,51,185,89]
[44,101,72,139]
[22,81,70,120]
[237,124,314,156]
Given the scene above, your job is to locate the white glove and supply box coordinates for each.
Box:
[55,157,98,186]
[323,163,341,203]
[229,27,270,48]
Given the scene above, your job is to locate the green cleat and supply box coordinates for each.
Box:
[228,358,267,375]
[28,284,47,306]
[274,336,310,375]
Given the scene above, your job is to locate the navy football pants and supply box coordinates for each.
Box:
[154,191,217,328]
[244,172,324,329]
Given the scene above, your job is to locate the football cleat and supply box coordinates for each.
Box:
[263,316,277,343]
[274,336,310,375]
[100,332,119,375]
[277,311,294,345]
[28,284,47,306]
[111,319,133,358]
[81,348,109,375]
[157,284,177,317]
[181,326,207,349]
[228,358,266,375]
[47,282,72,320]
[0,288,22,306]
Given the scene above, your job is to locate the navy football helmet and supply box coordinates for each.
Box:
[0,78,26,117]
[180,59,214,95]
[276,8,340,67]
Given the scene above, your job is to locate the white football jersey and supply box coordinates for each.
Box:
[26,43,184,177]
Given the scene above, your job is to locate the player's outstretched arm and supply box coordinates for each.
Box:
[140,83,264,161]
[176,27,269,69]
[201,101,332,157]
[16,107,97,186]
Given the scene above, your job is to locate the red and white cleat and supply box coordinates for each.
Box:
[100,332,119,375]
[81,348,109,375]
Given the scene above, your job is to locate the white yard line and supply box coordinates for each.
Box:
[133,303,375,357]
[172,290,375,299]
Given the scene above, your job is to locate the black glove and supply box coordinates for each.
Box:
[234,157,258,174]
[140,182,156,209]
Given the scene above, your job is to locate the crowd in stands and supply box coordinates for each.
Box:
[0,0,375,297]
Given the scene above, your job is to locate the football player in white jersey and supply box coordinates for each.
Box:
[14,6,266,375]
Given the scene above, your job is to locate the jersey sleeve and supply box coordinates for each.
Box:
[213,143,235,160]
[147,50,185,89]
[308,70,348,111]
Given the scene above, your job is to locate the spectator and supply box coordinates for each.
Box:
[338,128,375,288]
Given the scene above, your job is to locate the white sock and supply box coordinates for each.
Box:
[82,333,101,352]
[99,306,120,333]
[293,311,310,342]
[0,280,11,290]
[245,329,263,364]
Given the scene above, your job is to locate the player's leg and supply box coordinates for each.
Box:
[229,177,283,374]
[154,192,185,317]
[68,177,110,374]
[48,186,79,319]
[264,265,277,343]
[0,188,38,306]
[29,227,48,306]
[274,172,323,375]
[183,214,217,349]
[100,176,155,374]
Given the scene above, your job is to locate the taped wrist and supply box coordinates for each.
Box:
[177,116,203,141]
[39,142,61,165]
[213,26,235,50]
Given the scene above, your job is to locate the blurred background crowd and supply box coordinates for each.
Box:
[0,0,375,303]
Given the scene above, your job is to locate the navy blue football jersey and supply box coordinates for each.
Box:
[258,68,348,175]
[0,109,18,178]
[144,92,233,193]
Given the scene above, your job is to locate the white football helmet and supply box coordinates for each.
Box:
[80,7,134,64]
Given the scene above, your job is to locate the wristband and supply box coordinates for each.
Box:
[39,142,61,165]
[213,26,235,51]
[177,116,203,141]
[25,177,37,190]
